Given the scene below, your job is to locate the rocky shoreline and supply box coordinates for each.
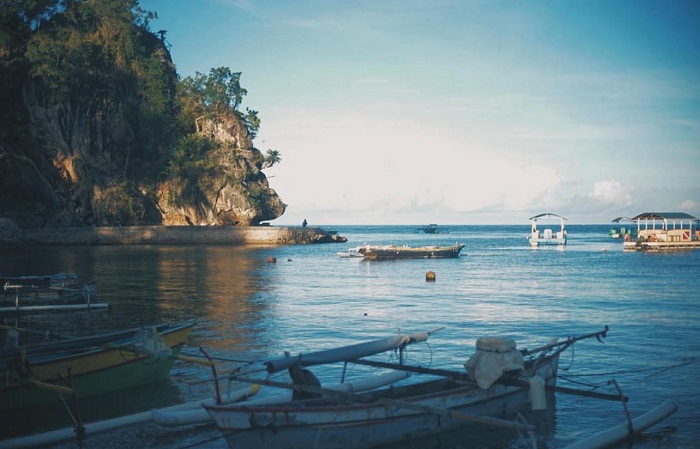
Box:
[0,219,346,248]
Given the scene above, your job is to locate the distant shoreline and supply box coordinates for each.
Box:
[15,225,346,246]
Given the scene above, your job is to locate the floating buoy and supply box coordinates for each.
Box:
[425,271,436,282]
[266,257,277,263]
[529,375,546,410]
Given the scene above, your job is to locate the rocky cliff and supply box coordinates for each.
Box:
[156,114,286,226]
[0,3,286,229]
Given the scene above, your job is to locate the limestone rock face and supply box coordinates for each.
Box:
[156,114,286,226]
[0,28,286,230]
[0,100,285,228]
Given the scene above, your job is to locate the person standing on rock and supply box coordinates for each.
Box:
[302,219,307,228]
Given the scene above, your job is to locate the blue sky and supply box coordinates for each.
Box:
[141,0,700,225]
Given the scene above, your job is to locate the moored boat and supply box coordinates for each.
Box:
[359,243,464,260]
[1,273,106,313]
[0,273,78,288]
[528,213,567,246]
[0,320,195,410]
[336,246,365,258]
[417,224,447,234]
[609,217,636,239]
[623,212,700,251]
[205,327,618,449]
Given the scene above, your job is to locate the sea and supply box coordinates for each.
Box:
[1,224,698,449]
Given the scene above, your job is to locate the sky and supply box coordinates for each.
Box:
[140,0,700,225]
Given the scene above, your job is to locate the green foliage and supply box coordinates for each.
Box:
[19,0,177,174]
[0,0,279,226]
[177,67,262,138]
[263,149,281,168]
[246,182,264,210]
[167,134,216,178]
[244,108,260,139]
[98,180,146,225]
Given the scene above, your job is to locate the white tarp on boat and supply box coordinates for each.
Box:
[464,337,524,389]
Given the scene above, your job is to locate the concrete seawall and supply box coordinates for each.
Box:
[18,226,346,246]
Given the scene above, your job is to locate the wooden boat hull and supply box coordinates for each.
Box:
[206,355,558,449]
[0,321,195,410]
[227,392,526,449]
[360,244,464,260]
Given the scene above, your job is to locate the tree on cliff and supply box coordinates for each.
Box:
[0,0,285,227]
[264,149,281,168]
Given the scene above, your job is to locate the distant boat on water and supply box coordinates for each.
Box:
[609,217,637,239]
[528,213,567,247]
[622,212,700,251]
[417,224,448,234]
[336,246,365,258]
[359,243,464,260]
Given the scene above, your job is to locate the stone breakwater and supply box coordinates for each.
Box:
[12,226,346,246]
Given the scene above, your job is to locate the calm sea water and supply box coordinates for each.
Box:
[1,225,698,449]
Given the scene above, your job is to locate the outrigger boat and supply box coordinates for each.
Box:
[359,243,464,260]
[1,273,106,313]
[528,213,567,246]
[623,212,700,251]
[1,281,104,313]
[0,320,195,410]
[0,273,78,288]
[204,326,664,449]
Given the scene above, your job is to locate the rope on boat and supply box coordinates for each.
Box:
[558,357,696,384]
[609,379,633,445]
[554,358,691,406]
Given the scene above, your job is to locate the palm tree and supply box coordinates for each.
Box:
[263,149,281,168]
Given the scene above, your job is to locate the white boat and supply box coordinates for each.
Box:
[528,213,567,246]
[152,370,410,427]
[205,327,620,449]
[336,246,365,258]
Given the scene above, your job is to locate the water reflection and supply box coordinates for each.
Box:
[0,244,276,438]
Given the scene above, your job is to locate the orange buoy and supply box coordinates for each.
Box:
[266,257,277,263]
[425,271,436,282]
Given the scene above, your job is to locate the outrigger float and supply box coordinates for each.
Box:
[623,212,700,251]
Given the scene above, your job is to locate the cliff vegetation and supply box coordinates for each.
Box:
[0,0,286,228]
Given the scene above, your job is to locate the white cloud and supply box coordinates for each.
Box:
[679,199,700,213]
[261,106,574,224]
[589,180,633,207]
